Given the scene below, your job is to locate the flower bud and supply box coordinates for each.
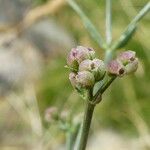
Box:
[45,107,58,122]
[69,72,77,87]
[125,58,138,74]
[87,47,95,59]
[107,60,125,77]
[76,71,95,88]
[117,50,136,65]
[67,46,95,70]
[92,59,106,81]
[79,59,92,71]
[79,59,105,81]
[117,50,138,74]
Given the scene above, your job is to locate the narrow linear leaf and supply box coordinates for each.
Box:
[67,0,106,49]
[111,2,150,50]
[112,25,137,49]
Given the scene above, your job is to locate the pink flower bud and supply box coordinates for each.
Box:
[79,59,105,81]
[79,59,92,71]
[117,50,138,74]
[45,107,58,122]
[76,71,95,88]
[67,46,95,70]
[125,58,138,74]
[107,60,125,77]
[117,50,136,65]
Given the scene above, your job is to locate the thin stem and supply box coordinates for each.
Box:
[76,77,116,150]
[93,76,116,102]
[77,102,95,150]
[106,0,112,45]
[104,48,113,64]
[75,89,94,150]
[111,2,150,51]
[66,131,74,150]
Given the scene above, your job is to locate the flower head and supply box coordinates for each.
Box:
[117,50,138,74]
[117,50,136,65]
[67,46,95,70]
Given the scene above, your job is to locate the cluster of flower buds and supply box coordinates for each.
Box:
[107,50,138,77]
[67,46,138,89]
[67,46,106,89]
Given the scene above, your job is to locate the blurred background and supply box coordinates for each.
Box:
[0,0,149,150]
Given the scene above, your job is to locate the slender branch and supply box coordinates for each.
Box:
[106,0,112,45]
[76,76,116,150]
[111,2,150,50]
[66,131,72,150]
[74,89,94,150]
[93,76,116,102]
[67,0,106,49]
[77,101,95,150]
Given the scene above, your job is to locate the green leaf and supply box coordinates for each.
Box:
[111,2,150,51]
[112,25,137,50]
[67,0,106,49]
[93,80,104,96]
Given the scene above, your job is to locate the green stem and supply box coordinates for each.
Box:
[66,131,73,150]
[106,0,112,45]
[76,77,116,150]
[93,76,116,102]
[75,89,94,150]
[77,101,95,150]
[104,49,113,64]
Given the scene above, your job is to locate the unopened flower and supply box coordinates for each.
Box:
[79,59,105,81]
[117,50,138,74]
[125,58,138,74]
[92,59,106,81]
[45,107,58,122]
[76,71,95,88]
[117,50,136,65]
[107,60,125,77]
[86,47,96,59]
[67,46,95,70]
[79,59,92,71]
